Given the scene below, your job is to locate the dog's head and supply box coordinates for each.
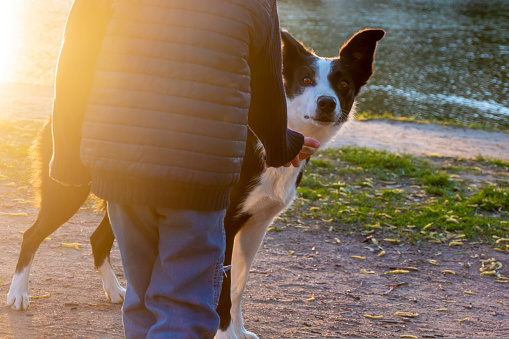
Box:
[282,29,384,142]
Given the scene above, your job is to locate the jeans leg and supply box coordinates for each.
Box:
[107,202,159,339]
[145,209,226,339]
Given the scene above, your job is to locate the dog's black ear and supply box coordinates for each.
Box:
[339,29,385,86]
[281,30,313,60]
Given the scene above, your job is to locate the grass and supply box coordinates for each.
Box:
[282,146,509,251]
[356,111,509,133]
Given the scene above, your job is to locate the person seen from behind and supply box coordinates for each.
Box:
[49,0,319,337]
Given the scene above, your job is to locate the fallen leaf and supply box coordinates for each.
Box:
[360,269,375,274]
[385,270,410,274]
[305,294,315,302]
[1,212,28,217]
[442,270,456,275]
[427,259,440,266]
[394,312,419,318]
[351,255,365,260]
[30,292,50,299]
[400,336,418,339]
[363,314,383,319]
[61,243,83,250]
[449,241,463,246]
[435,308,448,311]
[464,290,476,295]
[378,250,386,257]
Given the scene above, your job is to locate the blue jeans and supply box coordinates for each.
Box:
[108,203,226,339]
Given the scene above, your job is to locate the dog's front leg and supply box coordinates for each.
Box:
[230,213,276,339]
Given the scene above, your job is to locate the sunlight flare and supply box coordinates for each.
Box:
[0,0,23,82]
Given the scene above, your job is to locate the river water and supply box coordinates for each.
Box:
[278,0,509,128]
[1,0,508,128]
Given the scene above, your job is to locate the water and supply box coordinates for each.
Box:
[278,0,509,128]
[2,0,508,128]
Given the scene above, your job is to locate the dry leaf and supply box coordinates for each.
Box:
[2,212,28,217]
[385,270,410,275]
[427,259,440,266]
[442,270,456,275]
[305,294,315,302]
[351,255,365,260]
[394,312,419,318]
[378,250,386,257]
[363,314,383,319]
[30,292,50,299]
[360,269,375,274]
[61,243,83,250]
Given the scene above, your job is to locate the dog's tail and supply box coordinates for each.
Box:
[29,117,53,208]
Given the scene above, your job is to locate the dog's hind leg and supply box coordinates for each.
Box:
[90,211,125,303]
[7,182,90,310]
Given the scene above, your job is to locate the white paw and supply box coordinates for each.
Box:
[215,323,238,339]
[7,269,31,311]
[104,284,126,304]
[235,328,258,339]
[98,260,125,303]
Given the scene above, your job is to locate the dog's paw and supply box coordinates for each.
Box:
[104,285,125,304]
[7,289,30,311]
[7,271,31,311]
[214,324,238,339]
[98,261,125,303]
[232,325,258,339]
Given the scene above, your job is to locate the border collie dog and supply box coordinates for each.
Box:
[7,29,384,338]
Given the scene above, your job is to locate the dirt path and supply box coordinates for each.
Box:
[330,120,508,161]
[0,83,508,338]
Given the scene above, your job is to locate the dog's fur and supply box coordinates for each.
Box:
[7,29,384,338]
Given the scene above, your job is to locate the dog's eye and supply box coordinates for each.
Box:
[340,81,349,88]
[302,77,312,85]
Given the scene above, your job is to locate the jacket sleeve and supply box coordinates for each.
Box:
[49,0,112,185]
[247,2,304,167]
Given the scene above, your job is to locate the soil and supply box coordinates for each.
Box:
[0,84,508,338]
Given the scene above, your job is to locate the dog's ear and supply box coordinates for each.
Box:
[281,30,313,60]
[339,29,385,87]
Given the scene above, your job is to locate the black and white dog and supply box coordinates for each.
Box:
[7,29,384,338]
[216,29,384,338]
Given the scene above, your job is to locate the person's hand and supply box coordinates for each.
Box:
[266,137,320,168]
[283,137,320,167]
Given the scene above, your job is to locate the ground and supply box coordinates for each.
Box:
[0,192,508,338]
[0,84,508,338]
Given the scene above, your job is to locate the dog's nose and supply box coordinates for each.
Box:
[317,96,337,113]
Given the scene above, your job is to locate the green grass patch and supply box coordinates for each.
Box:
[356,111,509,133]
[287,146,509,247]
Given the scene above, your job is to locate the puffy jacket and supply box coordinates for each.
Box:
[50,0,303,210]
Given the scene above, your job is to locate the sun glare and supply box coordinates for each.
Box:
[0,1,22,83]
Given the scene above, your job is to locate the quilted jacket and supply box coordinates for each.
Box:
[50,0,303,210]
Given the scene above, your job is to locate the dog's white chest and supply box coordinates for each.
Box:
[240,165,303,216]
